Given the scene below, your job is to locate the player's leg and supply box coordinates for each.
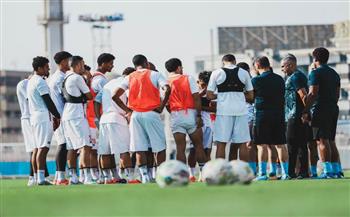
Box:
[213,115,233,159]
[187,147,196,182]
[189,127,208,181]
[55,143,68,185]
[274,144,289,180]
[267,146,278,179]
[255,144,268,180]
[330,140,343,178]
[174,132,187,163]
[230,115,251,162]
[34,121,53,185]
[89,127,99,181]
[67,149,78,184]
[308,140,318,177]
[146,147,155,181]
[31,148,38,183]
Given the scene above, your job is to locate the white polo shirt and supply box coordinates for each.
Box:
[48,70,65,116]
[61,71,91,121]
[27,74,50,124]
[95,77,128,126]
[119,68,168,91]
[16,79,30,120]
[207,65,253,116]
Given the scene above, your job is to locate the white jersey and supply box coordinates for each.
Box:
[207,64,253,116]
[95,77,128,125]
[61,71,90,121]
[91,73,107,94]
[27,74,50,124]
[48,70,65,116]
[16,79,30,119]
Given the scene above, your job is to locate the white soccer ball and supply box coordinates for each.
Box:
[156,160,189,188]
[229,160,255,185]
[202,159,238,185]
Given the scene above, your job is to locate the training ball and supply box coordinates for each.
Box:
[229,160,254,185]
[202,159,237,185]
[156,160,189,188]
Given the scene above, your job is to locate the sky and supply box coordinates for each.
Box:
[1,0,349,76]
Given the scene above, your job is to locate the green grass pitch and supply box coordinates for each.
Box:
[1,174,349,217]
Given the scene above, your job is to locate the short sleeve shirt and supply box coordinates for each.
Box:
[16,79,30,119]
[62,72,91,121]
[27,74,50,124]
[119,69,168,91]
[285,70,308,121]
[207,65,253,116]
[308,64,340,113]
[48,70,66,116]
[252,71,285,120]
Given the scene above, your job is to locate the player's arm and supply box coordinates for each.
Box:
[244,90,254,104]
[206,72,217,100]
[193,92,203,128]
[41,94,60,119]
[155,84,170,113]
[301,85,319,123]
[112,87,133,123]
[297,88,308,106]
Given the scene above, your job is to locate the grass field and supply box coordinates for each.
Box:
[1,175,349,217]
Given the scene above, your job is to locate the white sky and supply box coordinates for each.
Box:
[1,0,349,75]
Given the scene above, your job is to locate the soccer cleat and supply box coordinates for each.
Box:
[27,179,36,186]
[189,176,196,182]
[128,179,142,184]
[280,175,291,180]
[104,179,115,184]
[56,179,69,185]
[254,175,268,181]
[268,173,278,180]
[334,172,344,179]
[84,180,97,185]
[317,173,333,179]
[38,180,53,186]
[113,178,127,184]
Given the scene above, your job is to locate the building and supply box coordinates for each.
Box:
[0,70,31,143]
[195,21,350,121]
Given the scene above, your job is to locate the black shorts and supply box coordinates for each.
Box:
[254,114,286,145]
[311,109,338,140]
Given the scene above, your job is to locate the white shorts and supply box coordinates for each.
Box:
[98,123,130,155]
[89,127,98,150]
[53,123,66,145]
[189,125,213,149]
[129,111,166,153]
[21,119,35,152]
[213,115,250,144]
[63,118,91,150]
[31,121,53,149]
[170,110,197,135]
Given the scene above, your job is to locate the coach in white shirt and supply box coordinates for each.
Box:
[27,56,61,185]
[207,54,254,159]
[61,56,93,184]
[48,51,72,185]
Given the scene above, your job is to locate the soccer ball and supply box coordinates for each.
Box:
[202,159,237,185]
[156,160,189,188]
[229,160,254,185]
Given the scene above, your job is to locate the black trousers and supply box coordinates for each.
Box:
[287,118,309,178]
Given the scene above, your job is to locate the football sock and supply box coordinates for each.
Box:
[269,162,277,175]
[322,162,333,174]
[310,165,317,176]
[151,167,157,179]
[103,169,112,181]
[281,162,289,176]
[248,162,257,175]
[37,170,45,183]
[57,171,65,181]
[84,168,93,182]
[189,167,196,177]
[331,162,339,174]
[258,161,267,176]
[139,165,150,182]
